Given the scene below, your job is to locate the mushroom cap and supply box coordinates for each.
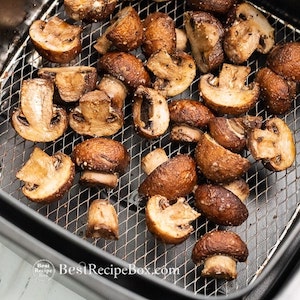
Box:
[98,51,151,90]
[139,154,197,200]
[168,99,214,128]
[72,137,130,173]
[192,230,248,264]
[16,147,75,203]
[199,63,260,115]
[146,195,200,244]
[247,117,296,171]
[267,42,300,82]
[195,133,251,183]
[187,0,237,15]
[29,16,82,64]
[64,0,118,22]
[194,184,248,226]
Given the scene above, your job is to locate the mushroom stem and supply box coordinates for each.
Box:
[141,148,168,175]
[80,171,119,189]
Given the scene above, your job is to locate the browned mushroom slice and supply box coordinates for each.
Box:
[72,137,130,188]
[195,133,251,183]
[224,2,274,64]
[199,63,260,115]
[209,115,263,152]
[247,117,296,171]
[146,195,200,244]
[69,90,123,137]
[98,51,151,90]
[184,11,224,73]
[16,147,75,203]
[141,148,169,175]
[146,49,196,97]
[38,66,97,102]
[192,230,248,280]
[170,124,203,143]
[194,184,248,226]
[142,12,176,57]
[29,16,82,64]
[86,199,119,240]
[11,78,68,142]
[266,42,300,82]
[133,86,170,139]
[94,6,143,54]
[139,154,197,200]
[64,0,118,22]
[187,0,237,15]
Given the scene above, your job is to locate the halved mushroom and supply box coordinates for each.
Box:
[195,133,251,183]
[38,66,97,103]
[184,11,224,73]
[16,147,75,203]
[98,51,151,90]
[69,89,123,137]
[255,67,297,115]
[194,184,248,226]
[64,0,118,22]
[247,117,296,171]
[266,42,300,82]
[192,230,248,280]
[146,195,200,244]
[139,153,197,200]
[72,137,130,188]
[11,78,68,142]
[29,16,82,64]
[224,2,275,64]
[146,49,196,97]
[94,6,143,54]
[86,199,119,240]
[132,86,170,139]
[187,0,237,15]
[142,12,176,57]
[199,63,260,115]
[208,115,263,152]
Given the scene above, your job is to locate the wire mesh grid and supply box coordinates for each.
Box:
[0,0,299,297]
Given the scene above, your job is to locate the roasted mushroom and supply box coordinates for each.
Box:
[195,133,251,183]
[194,184,248,226]
[86,199,119,240]
[208,115,263,152]
[255,67,297,115]
[133,86,170,139]
[146,195,200,244]
[11,78,68,142]
[38,66,97,103]
[187,0,237,15]
[139,152,197,200]
[146,49,196,97]
[142,12,176,57]
[184,11,224,73]
[199,63,260,115]
[72,137,130,188]
[224,2,275,64]
[247,117,296,171]
[192,230,248,280]
[16,147,75,203]
[29,16,82,64]
[94,6,143,54]
[266,42,300,82]
[64,0,118,22]
[98,51,151,90]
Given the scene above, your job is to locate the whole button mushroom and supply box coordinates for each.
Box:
[194,184,249,226]
[72,137,130,189]
[192,230,248,280]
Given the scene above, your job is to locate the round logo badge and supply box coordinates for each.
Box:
[32,259,55,281]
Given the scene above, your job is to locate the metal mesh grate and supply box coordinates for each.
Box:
[0,0,299,297]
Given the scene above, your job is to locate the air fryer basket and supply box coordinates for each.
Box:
[0,0,299,298]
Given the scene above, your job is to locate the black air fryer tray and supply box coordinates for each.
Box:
[0,0,299,299]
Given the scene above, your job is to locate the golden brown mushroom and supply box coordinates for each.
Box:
[16,147,75,203]
[145,195,200,244]
[29,16,82,64]
[192,230,248,280]
[11,78,68,142]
